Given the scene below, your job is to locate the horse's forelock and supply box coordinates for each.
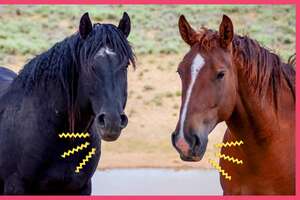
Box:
[83,24,135,69]
[190,28,221,52]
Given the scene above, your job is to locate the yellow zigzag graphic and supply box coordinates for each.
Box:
[59,132,90,139]
[215,140,244,148]
[216,153,243,165]
[75,148,96,173]
[208,159,231,181]
[61,142,90,158]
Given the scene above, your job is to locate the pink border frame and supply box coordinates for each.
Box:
[0,0,298,199]
[0,0,297,4]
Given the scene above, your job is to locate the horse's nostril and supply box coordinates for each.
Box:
[192,135,201,153]
[171,132,177,146]
[193,134,201,150]
[120,113,128,128]
[97,113,106,128]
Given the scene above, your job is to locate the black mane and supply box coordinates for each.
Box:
[13,23,135,94]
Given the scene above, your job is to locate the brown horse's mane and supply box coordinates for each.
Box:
[192,28,295,109]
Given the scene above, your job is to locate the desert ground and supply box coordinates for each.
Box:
[0,5,295,169]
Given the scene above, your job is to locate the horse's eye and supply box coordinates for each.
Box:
[216,71,225,80]
[176,69,182,76]
[123,61,130,69]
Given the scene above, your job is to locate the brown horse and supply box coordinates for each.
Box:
[171,15,295,195]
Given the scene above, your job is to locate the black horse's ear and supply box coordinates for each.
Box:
[79,12,93,39]
[219,15,234,49]
[178,15,196,46]
[118,12,131,38]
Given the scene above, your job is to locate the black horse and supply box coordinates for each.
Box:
[0,12,135,195]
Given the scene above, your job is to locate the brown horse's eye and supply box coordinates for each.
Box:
[176,69,183,77]
[216,71,225,80]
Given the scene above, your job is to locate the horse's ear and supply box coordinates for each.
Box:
[118,12,131,38]
[79,12,93,39]
[178,15,196,46]
[219,15,234,49]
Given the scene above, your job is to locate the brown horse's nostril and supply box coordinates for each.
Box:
[192,134,201,153]
[120,113,128,129]
[97,113,106,128]
[171,132,176,145]
[171,132,177,150]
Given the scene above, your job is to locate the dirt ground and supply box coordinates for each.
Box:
[99,54,227,169]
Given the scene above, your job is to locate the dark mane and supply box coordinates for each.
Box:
[193,28,295,109]
[232,35,295,101]
[14,23,135,93]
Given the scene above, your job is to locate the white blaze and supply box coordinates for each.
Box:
[179,53,205,138]
[95,46,116,57]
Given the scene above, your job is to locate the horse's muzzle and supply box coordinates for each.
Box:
[171,131,207,162]
[95,112,128,142]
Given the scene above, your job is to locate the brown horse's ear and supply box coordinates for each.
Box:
[178,15,196,46]
[79,12,93,39]
[219,15,234,49]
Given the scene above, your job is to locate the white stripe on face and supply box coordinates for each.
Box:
[179,53,205,138]
[95,46,116,57]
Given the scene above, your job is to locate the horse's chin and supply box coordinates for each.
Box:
[180,153,204,162]
[96,127,121,142]
[101,133,120,142]
[179,144,207,162]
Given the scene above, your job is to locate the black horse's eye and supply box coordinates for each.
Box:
[216,71,225,80]
[122,65,128,71]
[123,61,129,69]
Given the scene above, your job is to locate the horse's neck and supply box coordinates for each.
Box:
[225,59,295,156]
[225,78,295,179]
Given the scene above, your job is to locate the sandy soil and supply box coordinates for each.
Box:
[99,54,227,169]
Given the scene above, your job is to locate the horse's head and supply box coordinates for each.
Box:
[172,15,238,161]
[77,12,135,142]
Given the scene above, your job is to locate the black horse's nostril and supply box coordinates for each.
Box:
[120,113,128,129]
[97,113,106,128]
